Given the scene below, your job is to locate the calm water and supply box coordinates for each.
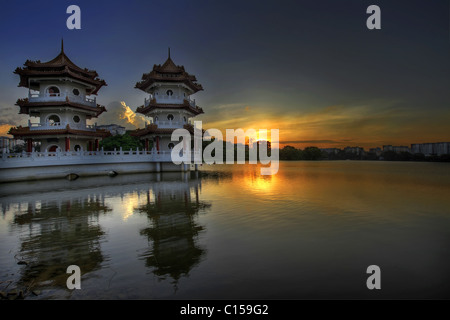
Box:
[0,161,449,299]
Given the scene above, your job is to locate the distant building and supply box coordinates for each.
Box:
[435,142,450,155]
[383,145,410,153]
[1,136,13,152]
[320,148,340,155]
[0,136,24,153]
[344,146,365,155]
[369,147,382,156]
[96,124,126,136]
[411,142,450,156]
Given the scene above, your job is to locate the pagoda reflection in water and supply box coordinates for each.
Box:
[1,171,219,298]
[137,172,211,286]
[7,191,111,293]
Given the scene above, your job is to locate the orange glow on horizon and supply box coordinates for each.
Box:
[0,124,13,137]
[200,103,450,150]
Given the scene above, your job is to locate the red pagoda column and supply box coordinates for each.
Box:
[95,139,99,151]
[156,136,160,153]
[26,138,32,153]
[65,137,70,151]
[88,141,93,151]
[145,138,149,151]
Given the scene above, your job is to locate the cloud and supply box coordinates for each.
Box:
[280,140,344,144]
[96,101,147,129]
[0,100,28,136]
[0,103,28,127]
[0,124,14,136]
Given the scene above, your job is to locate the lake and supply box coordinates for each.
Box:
[0,161,449,299]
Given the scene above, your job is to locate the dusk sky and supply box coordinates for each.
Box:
[0,0,449,149]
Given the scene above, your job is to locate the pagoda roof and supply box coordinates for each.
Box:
[131,123,195,137]
[8,125,111,138]
[14,40,107,95]
[136,99,204,116]
[135,53,203,94]
[15,98,106,119]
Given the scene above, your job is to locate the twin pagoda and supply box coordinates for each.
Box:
[9,43,204,156]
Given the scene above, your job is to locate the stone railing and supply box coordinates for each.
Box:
[154,120,186,128]
[28,120,97,131]
[28,92,96,107]
[1,148,202,168]
[144,95,196,107]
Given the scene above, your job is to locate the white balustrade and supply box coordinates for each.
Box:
[154,120,186,128]
[0,148,199,168]
[28,120,97,131]
[144,95,196,107]
[28,92,97,107]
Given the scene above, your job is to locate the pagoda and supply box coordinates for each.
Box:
[9,40,110,152]
[131,49,204,153]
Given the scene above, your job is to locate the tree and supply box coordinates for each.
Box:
[99,133,144,151]
[381,150,398,161]
[303,146,322,160]
[279,145,303,160]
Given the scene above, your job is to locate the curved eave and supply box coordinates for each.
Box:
[8,126,111,138]
[135,101,204,116]
[14,68,107,94]
[15,99,107,118]
[135,74,203,94]
[22,51,99,79]
[130,124,195,137]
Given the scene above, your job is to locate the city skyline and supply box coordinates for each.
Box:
[0,0,449,149]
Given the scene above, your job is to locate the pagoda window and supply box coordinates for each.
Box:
[47,86,60,97]
[74,145,81,151]
[73,115,81,123]
[48,115,60,126]
[167,114,174,121]
[73,88,80,96]
[154,116,158,122]
[168,143,175,149]
[48,145,58,152]
[166,90,173,96]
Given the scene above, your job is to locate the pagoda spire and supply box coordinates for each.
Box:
[168,47,171,59]
[60,38,66,63]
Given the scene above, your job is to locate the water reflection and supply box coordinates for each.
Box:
[0,171,213,299]
[1,162,449,299]
[136,173,211,286]
[6,192,111,296]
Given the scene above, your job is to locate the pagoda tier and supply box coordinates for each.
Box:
[14,41,106,95]
[130,124,196,153]
[15,97,106,119]
[131,123,195,138]
[135,55,203,94]
[8,125,111,138]
[136,98,203,116]
[8,124,111,153]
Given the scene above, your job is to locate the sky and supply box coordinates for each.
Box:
[0,0,449,149]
